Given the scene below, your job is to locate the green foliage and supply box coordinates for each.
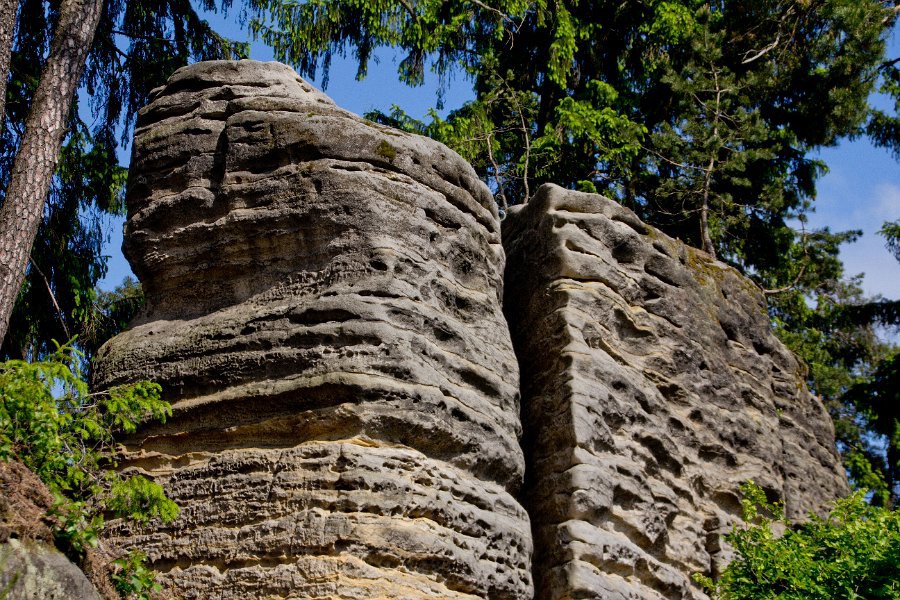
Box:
[108,476,179,525]
[774,217,900,505]
[0,341,175,556]
[374,139,398,162]
[867,45,900,164]
[250,0,888,281]
[882,219,900,261]
[845,351,900,503]
[247,0,532,89]
[696,482,900,599]
[77,277,146,375]
[111,551,161,600]
[772,270,899,504]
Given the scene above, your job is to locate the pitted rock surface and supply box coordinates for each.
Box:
[93,60,532,599]
[503,184,848,600]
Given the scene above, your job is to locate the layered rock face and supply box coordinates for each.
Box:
[503,184,848,600]
[95,60,849,600]
[93,61,532,599]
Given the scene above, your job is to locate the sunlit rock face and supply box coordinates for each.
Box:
[93,60,532,600]
[95,59,850,600]
[503,184,848,600]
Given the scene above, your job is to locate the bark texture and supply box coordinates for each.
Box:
[0,0,17,124]
[0,0,103,344]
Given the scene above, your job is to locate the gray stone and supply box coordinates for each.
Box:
[0,461,102,600]
[0,539,101,600]
[502,184,848,600]
[94,59,851,600]
[93,60,532,599]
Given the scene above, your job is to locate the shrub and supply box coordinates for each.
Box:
[0,340,177,596]
[696,482,900,599]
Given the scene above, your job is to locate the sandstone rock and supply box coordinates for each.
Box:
[93,60,532,599]
[503,184,848,600]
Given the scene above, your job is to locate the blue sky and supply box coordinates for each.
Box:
[100,14,900,303]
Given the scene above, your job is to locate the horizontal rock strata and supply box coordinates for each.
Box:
[93,60,532,599]
[503,184,848,600]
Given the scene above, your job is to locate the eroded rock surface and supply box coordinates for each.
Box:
[503,184,848,600]
[93,60,531,599]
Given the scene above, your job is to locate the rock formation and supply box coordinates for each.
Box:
[93,60,849,600]
[92,60,532,599]
[502,184,849,599]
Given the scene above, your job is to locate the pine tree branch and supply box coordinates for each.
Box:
[763,225,810,296]
[28,258,71,340]
[741,34,781,64]
[762,263,808,296]
[395,0,418,23]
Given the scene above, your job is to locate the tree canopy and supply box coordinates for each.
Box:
[249,0,886,264]
[696,481,900,599]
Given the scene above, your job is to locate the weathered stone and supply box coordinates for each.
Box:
[0,461,102,600]
[0,539,102,600]
[93,60,532,599]
[503,184,848,600]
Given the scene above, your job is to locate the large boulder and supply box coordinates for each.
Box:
[93,60,532,599]
[503,184,848,600]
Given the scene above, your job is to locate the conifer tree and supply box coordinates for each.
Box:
[0,0,246,359]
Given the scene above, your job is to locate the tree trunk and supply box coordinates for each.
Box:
[0,0,103,344]
[700,62,721,261]
[700,156,717,260]
[0,0,18,124]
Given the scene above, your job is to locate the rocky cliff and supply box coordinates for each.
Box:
[93,61,532,599]
[503,185,848,599]
[94,60,848,600]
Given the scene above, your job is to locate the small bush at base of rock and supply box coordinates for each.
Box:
[0,340,177,597]
[696,481,900,599]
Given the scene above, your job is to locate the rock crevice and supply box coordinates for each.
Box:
[94,61,848,600]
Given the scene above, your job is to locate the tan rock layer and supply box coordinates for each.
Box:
[502,184,848,600]
[94,60,532,599]
[106,442,530,599]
